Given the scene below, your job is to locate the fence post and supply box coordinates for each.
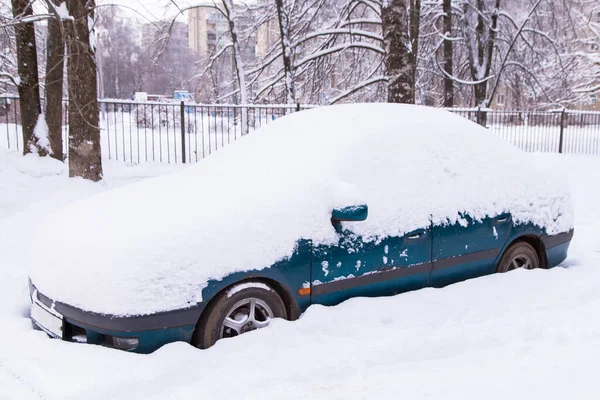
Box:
[476,106,482,126]
[180,100,186,164]
[558,109,566,154]
[296,103,300,112]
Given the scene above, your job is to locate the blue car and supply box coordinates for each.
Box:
[29,104,574,353]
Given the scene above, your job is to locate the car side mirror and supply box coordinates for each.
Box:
[331,204,368,223]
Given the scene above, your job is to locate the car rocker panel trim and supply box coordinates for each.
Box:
[311,262,433,296]
[311,248,501,295]
[431,248,501,271]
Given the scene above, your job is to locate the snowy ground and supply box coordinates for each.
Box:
[0,147,599,399]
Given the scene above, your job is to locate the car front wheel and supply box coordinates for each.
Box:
[193,282,287,349]
[497,241,540,273]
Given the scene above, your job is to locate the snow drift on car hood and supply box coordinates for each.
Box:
[28,104,573,315]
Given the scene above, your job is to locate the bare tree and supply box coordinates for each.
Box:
[0,3,18,94]
[96,7,147,98]
[250,0,386,104]
[382,0,421,103]
[564,0,600,102]
[274,0,296,103]
[11,0,46,155]
[442,0,454,107]
[222,0,248,132]
[66,0,102,181]
[45,0,65,160]
[461,0,501,107]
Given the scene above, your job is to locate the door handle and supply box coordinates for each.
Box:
[407,231,425,239]
[495,216,510,223]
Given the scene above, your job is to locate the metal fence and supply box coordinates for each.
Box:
[451,108,600,155]
[1,95,600,163]
[97,100,310,164]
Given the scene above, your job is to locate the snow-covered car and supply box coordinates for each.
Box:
[28,104,574,353]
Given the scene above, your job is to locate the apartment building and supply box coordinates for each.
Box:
[188,4,231,57]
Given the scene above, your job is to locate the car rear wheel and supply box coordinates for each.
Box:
[193,282,287,349]
[497,242,540,273]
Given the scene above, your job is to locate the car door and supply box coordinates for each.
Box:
[430,213,512,288]
[310,226,433,306]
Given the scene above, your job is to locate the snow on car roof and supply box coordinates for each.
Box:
[28,104,573,316]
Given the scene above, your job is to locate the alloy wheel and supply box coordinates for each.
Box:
[506,254,534,271]
[220,297,274,339]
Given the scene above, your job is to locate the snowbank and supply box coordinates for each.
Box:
[2,145,599,400]
[28,104,573,315]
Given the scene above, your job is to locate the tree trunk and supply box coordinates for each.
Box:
[469,0,500,109]
[410,0,421,91]
[382,0,415,104]
[442,0,454,107]
[11,0,44,155]
[222,0,249,134]
[66,0,103,181]
[474,81,488,109]
[476,0,500,125]
[274,0,296,104]
[45,0,65,160]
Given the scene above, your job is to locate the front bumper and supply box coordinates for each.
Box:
[29,281,205,353]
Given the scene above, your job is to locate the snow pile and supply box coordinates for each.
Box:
[31,114,51,155]
[1,145,598,399]
[28,104,573,316]
[0,148,184,319]
[53,2,72,20]
[0,148,66,219]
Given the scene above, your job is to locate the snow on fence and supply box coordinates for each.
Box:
[1,96,599,163]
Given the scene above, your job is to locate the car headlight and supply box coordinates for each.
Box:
[111,336,139,351]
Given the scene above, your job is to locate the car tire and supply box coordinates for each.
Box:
[192,282,287,349]
[497,241,540,273]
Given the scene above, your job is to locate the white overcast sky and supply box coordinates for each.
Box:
[98,0,189,22]
[98,0,232,22]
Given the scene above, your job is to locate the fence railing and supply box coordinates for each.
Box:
[97,100,310,164]
[1,96,599,163]
[450,107,600,155]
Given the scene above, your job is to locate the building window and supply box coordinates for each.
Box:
[497,94,505,106]
[207,31,216,43]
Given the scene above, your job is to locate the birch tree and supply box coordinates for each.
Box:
[382,0,421,103]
